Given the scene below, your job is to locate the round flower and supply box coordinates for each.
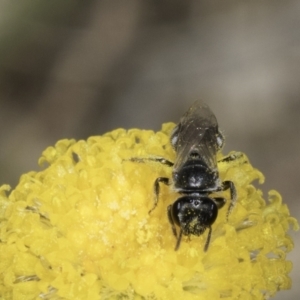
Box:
[0,123,298,300]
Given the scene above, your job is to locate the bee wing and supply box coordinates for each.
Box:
[171,101,223,172]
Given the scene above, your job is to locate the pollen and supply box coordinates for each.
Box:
[0,123,298,300]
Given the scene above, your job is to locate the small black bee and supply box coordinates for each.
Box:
[130,101,236,251]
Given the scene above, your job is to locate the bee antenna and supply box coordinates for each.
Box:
[174,229,183,251]
[204,226,212,252]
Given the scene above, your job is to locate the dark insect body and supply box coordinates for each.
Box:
[130,101,236,251]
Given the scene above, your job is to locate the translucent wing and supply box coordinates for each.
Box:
[171,101,223,173]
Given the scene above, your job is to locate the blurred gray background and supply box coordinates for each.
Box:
[0,0,299,298]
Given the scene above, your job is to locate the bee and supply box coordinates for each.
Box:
[130,101,236,251]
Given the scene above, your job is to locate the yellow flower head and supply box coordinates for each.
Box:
[0,123,298,300]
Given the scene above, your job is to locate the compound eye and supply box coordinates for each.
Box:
[201,199,218,225]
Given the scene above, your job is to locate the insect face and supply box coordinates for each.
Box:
[169,196,218,235]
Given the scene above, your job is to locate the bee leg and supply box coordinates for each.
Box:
[213,197,226,209]
[167,205,177,237]
[204,226,212,252]
[128,157,174,167]
[149,177,171,214]
[168,204,183,251]
[151,157,174,167]
[217,152,244,163]
[222,180,237,220]
[174,229,183,251]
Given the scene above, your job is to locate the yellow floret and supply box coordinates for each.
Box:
[0,123,298,300]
